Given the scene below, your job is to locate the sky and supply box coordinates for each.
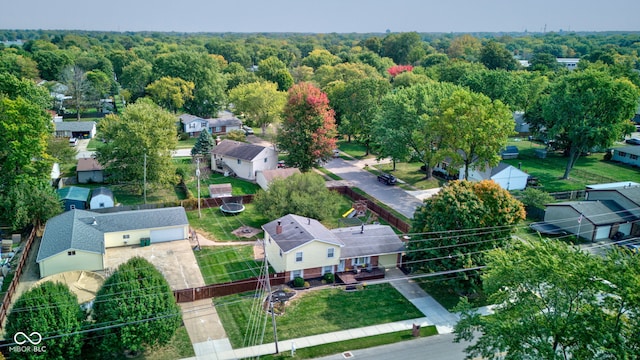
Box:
[1,0,639,34]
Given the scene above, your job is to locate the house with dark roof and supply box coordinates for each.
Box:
[36,207,189,278]
[53,121,96,139]
[77,157,104,184]
[208,110,242,136]
[90,187,115,209]
[211,139,278,180]
[262,214,405,281]
[58,186,91,211]
[531,185,640,241]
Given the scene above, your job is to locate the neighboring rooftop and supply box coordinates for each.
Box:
[332,224,405,259]
[213,139,269,161]
[209,110,242,127]
[77,158,103,171]
[547,200,637,225]
[259,168,301,183]
[263,214,344,253]
[57,186,91,201]
[586,181,640,190]
[91,187,113,199]
[54,121,96,132]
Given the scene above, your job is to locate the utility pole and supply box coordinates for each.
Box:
[263,240,279,354]
[143,152,147,204]
[196,156,201,218]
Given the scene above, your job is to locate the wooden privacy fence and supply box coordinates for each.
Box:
[0,226,37,329]
[329,186,411,233]
[174,273,286,303]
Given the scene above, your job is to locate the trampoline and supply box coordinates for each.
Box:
[220,196,245,215]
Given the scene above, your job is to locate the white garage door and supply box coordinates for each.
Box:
[150,227,185,243]
[595,225,612,240]
[618,223,632,236]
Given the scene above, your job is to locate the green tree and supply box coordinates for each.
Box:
[408,180,525,293]
[96,99,178,192]
[46,136,77,165]
[256,56,293,91]
[191,129,216,157]
[278,82,337,171]
[382,32,423,64]
[228,81,286,135]
[253,172,342,221]
[479,40,518,70]
[6,281,84,360]
[455,240,640,359]
[153,51,226,117]
[145,76,195,113]
[436,89,514,180]
[538,69,640,179]
[60,65,91,120]
[92,257,182,356]
[224,129,247,142]
[0,50,39,79]
[32,50,73,81]
[120,59,153,102]
[300,49,340,70]
[372,81,460,176]
[447,34,482,62]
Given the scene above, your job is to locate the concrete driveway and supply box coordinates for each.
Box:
[104,239,205,290]
[324,157,424,219]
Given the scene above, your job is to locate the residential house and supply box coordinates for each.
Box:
[53,121,96,139]
[211,139,278,181]
[77,158,104,184]
[612,146,640,167]
[57,186,91,211]
[458,162,529,191]
[556,58,580,70]
[180,114,209,137]
[208,110,242,136]
[532,185,640,241]
[90,187,115,209]
[256,168,301,190]
[36,207,189,278]
[262,214,404,281]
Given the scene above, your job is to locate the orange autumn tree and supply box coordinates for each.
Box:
[278,82,337,171]
[408,180,525,294]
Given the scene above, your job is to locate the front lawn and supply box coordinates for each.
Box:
[176,137,198,149]
[194,245,266,284]
[216,283,424,348]
[337,140,375,160]
[373,163,443,190]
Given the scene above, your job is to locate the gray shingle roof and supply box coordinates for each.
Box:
[54,121,96,132]
[179,114,203,125]
[91,187,113,200]
[549,200,637,225]
[213,139,268,161]
[614,186,640,205]
[332,224,405,259]
[263,214,344,253]
[208,111,242,127]
[36,207,189,262]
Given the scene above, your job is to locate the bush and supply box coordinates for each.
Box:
[323,272,335,283]
[178,132,189,141]
[293,276,305,288]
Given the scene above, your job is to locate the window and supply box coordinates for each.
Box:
[631,154,638,160]
[123,234,130,239]
[264,157,268,163]
[291,269,303,280]
[327,248,334,258]
[188,122,196,129]
[353,256,370,266]
[268,237,271,243]
[322,266,333,275]
[295,251,303,262]
[67,251,76,256]
[70,205,76,210]
[237,159,241,165]
[279,249,283,257]
[214,126,222,133]
[99,202,105,208]
[619,151,627,157]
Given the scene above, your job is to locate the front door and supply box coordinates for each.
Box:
[338,260,345,272]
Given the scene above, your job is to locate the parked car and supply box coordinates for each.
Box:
[69,137,78,146]
[242,125,254,135]
[625,138,640,145]
[377,173,397,185]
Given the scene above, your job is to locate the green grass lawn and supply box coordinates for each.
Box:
[187,205,269,241]
[373,163,444,190]
[503,140,640,192]
[261,325,438,359]
[337,140,376,160]
[185,170,262,196]
[86,138,104,151]
[216,283,424,348]
[194,245,266,284]
[84,326,194,360]
[316,167,342,180]
[176,137,198,149]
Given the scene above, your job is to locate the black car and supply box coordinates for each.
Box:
[625,138,640,145]
[377,173,397,185]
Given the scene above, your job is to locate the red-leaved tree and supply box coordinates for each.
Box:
[277,82,337,171]
[387,65,414,77]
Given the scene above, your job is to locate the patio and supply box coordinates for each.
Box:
[336,267,385,285]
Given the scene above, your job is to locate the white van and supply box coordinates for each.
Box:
[69,137,78,146]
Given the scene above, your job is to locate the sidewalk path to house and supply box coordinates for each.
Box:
[385,268,460,334]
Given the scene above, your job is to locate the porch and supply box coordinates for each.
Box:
[336,266,385,285]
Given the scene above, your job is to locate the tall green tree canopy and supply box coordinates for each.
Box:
[533,68,640,179]
[253,172,342,221]
[408,180,525,293]
[228,81,286,135]
[145,76,195,113]
[96,99,178,192]
[255,56,293,91]
[92,257,182,355]
[278,82,337,171]
[436,89,515,180]
[479,40,518,71]
[6,281,84,360]
[455,240,640,359]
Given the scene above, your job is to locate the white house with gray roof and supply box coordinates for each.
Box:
[36,207,189,278]
[262,214,404,281]
[180,111,242,137]
[612,146,640,167]
[211,139,278,180]
[53,121,96,139]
